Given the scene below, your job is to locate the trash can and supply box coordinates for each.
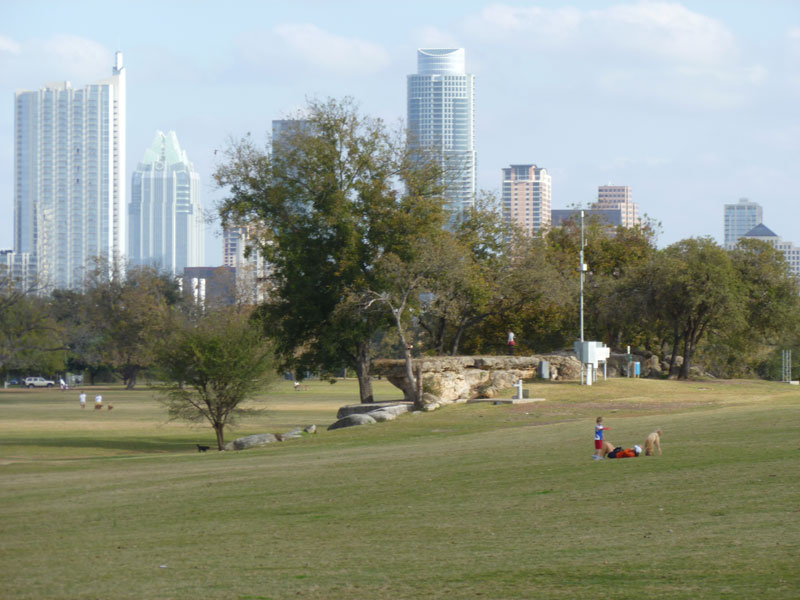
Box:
[634,361,641,377]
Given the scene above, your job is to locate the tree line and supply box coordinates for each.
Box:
[215,98,800,402]
[2,97,798,405]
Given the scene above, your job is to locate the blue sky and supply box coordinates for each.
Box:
[1,0,799,265]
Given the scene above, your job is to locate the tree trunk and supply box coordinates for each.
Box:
[354,340,374,404]
[679,335,694,380]
[451,322,467,356]
[434,316,446,355]
[214,423,225,451]
[667,322,681,379]
[125,368,137,390]
[395,315,419,406]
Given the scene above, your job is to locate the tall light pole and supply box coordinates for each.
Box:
[580,209,585,343]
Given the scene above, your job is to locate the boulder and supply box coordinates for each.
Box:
[230,433,279,450]
[280,428,304,440]
[368,409,397,422]
[337,401,414,419]
[327,413,377,431]
[420,392,441,407]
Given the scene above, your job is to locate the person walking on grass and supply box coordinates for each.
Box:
[507,330,515,356]
[79,392,86,409]
[593,416,609,460]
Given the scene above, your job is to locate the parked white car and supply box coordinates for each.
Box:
[24,376,55,388]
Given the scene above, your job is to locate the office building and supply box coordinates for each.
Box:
[128,131,203,275]
[14,52,126,290]
[181,266,237,307]
[222,225,270,304]
[407,48,476,214]
[724,198,762,250]
[502,164,551,235]
[592,185,639,228]
[739,224,800,277]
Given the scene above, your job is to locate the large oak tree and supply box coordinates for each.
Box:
[215,98,447,403]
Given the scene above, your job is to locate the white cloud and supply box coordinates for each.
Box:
[413,25,462,49]
[0,34,110,88]
[457,2,765,110]
[594,2,736,66]
[237,24,390,78]
[0,35,22,55]
[463,2,735,65]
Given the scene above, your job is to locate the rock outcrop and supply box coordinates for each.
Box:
[371,354,582,405]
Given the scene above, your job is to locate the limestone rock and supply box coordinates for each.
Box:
[337,401,414,419]
[420,392,440,407]
[231,433,278,450]
[368,409,397,422]
[327,413,377,430]
[371,354,582,403]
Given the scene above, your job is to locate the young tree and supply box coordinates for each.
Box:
[157,309,277,450]
[0,272,65,378]
[215,97,447,403]
[85,263,181,388]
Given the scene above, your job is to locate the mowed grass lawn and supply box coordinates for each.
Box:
[1,377,799,599]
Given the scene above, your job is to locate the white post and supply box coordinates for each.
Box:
[515,379,524,399]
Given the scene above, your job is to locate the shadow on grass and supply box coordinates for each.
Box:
[0,435,204,455]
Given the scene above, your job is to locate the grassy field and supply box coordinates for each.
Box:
[1,377,799,599]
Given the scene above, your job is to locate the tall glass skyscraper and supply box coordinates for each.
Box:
[128,131,203,275]
[14,52,126,290]
[407,48,476,214]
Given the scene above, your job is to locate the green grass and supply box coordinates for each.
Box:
[1,378,799,599]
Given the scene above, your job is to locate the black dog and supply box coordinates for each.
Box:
[196,444,210,452]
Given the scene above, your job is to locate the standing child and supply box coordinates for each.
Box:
[593,416,609,460]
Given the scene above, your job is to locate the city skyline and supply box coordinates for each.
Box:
[1,1,799,266]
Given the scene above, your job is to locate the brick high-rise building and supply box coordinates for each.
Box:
[592,185,639,228]
[502,164,551,236]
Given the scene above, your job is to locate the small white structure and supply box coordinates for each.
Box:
[573,341,610,385]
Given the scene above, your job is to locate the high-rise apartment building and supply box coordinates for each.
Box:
[14,52,126,290]
[593,185,639,228]
[724,198,762,250]
[407,48,476,214]
[128,131,203,275]
[502,164,551,235]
